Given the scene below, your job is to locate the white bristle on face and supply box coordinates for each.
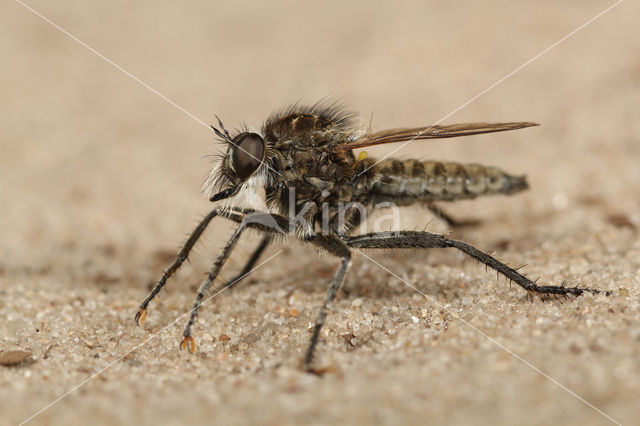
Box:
[219,172,269,213]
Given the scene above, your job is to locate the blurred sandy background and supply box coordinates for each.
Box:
[1,1,639,425]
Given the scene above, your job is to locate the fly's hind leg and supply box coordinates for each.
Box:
[427,203,480,228]
[345,231,608,297]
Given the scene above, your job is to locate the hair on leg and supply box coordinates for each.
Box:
[134,207,255,326]
[345,231,608,296]
[180,213,284,352]
[303,234,352,373]
[218,236,271,290]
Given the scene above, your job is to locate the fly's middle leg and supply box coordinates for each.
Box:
[303,234,352,373]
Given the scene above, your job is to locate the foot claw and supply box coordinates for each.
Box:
[306,367,325,376]
[135,308,147,327]
[180,336,196,353]
[305,365,335,376]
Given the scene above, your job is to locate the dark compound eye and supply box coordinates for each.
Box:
[231,133,265,180]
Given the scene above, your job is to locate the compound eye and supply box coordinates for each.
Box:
[231,133,265,180]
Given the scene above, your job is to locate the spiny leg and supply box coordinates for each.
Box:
[192,236,271,309]
[226,214,356,370]
[135,209,222,326]
[427,203,480,228]
[134,207,255,326]
[180,213,281,352]
[345,231,607,296]
[185,211,354,370]
[218,236,271,290]
[179,210,355,370]
[303,234,352,373]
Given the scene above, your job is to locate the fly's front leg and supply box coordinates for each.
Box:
[180,213,283,353]
[345,231,608,297]
[135,209,226,326]
[134,207,254,327]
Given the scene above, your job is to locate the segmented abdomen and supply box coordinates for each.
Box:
[362,158,528,203]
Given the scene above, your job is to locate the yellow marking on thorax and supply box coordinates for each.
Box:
[353,151,368,167]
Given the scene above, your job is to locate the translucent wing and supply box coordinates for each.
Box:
[334,122,539,151]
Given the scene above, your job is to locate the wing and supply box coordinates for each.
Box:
[334,122,539,151]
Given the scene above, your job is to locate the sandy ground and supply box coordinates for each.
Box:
[1,1,639,425]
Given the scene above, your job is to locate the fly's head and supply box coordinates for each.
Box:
[204,117,279,210]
